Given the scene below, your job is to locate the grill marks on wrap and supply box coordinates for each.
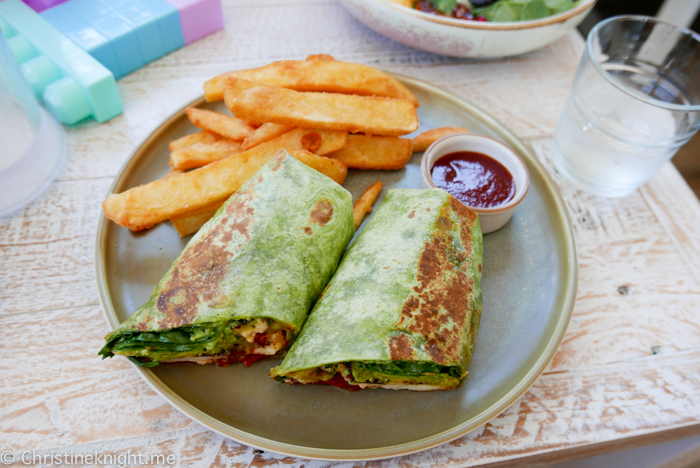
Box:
[155,188,257,329]
[302,198,334,236]
[392,199,476,365]
[388,333,416,360]
[309,199,333,226]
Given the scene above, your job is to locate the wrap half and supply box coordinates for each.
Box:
[271,188,483,390]
[100,150,355,367]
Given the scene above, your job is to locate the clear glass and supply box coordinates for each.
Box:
[553,16,700,198]
[0,32,66,217]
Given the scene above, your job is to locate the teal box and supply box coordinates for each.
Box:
[0,0,123,124]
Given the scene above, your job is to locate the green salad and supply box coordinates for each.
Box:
[415,0,579,22]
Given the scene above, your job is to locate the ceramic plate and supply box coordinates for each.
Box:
[96,75,577,461]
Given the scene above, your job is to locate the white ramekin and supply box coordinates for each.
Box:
[421,133,530,234]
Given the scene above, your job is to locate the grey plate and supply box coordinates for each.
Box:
[96,75,577,461]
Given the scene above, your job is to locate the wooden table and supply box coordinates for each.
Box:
[3,1,700,466]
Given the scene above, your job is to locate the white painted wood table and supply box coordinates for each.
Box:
[2,1,700,466]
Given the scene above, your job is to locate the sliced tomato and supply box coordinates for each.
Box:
[315,374,362,391]
[215,351,266,367]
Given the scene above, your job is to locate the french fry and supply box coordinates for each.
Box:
[286,149,347,185]
[305,54,335,62]
[103,129,349,231]
[170,149,347,237]
[411,127,470,153]
[301,129,348,155]
[353,182,383,229]
[170,140,243,170]
[171,200,224,237]
[242,123,293,150]
[327,134,412,170]
[168,130,221,152]
[204,58,419,106]
[186,107,255,141]
[162,168,185,180]
[224,78,418,137]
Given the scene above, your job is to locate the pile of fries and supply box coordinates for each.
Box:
[102,55,469,236]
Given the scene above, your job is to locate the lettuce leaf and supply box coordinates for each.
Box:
[99,321,244,365]
[474,0,575,21]
[427,0,458,15]
[358,361,463,378]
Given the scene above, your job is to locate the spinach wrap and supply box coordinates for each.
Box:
[271,188,483,390]
[99,150,355,367]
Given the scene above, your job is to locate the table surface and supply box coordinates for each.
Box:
[3,1,700,467]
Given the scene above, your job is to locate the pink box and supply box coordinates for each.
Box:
[20,0,67,12]
[164,0,223,45]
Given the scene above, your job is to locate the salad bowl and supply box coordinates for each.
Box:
[340,0,596,57]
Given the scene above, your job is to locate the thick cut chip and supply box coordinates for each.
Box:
[411,127,470,153]
[186,107,255,141]
[224,79,418,137]
[204,58,419,106]
[328,134,412,170]
[162,168,184,180]
[353,181,383,229]
[301,129,348,155]
[242,123,293,150]
[171,200,224,237]
[306,54,335,62]
[103,129,348,231]
[287,149,347,185]
[168,130,221,152]
[170,140,244,170]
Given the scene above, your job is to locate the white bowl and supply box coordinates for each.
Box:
[340,0,596,58]
[421,133,530,233]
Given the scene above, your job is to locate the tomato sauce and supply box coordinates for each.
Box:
[313,374,362,391]
[215,351,267,367]
[430,151,515,208]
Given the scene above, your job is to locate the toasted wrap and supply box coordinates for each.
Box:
[99,151,354,367]
[271,188,483,390]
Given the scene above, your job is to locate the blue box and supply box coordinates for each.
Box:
[41,0,184,80]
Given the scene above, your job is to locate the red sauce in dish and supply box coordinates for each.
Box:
[430,151,515,208]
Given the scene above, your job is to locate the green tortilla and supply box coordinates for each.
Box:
[271,188,483,390]
[99,150,355,367]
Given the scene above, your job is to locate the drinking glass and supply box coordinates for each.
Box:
[553,16,700,198]
[0,31,65,217]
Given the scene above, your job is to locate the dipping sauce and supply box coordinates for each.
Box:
[430,151,515,208]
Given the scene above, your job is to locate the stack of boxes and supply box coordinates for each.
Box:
[0,0,224,124]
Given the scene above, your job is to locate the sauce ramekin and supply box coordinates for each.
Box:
[420,133,530,234]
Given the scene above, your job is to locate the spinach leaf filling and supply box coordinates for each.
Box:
[350,361,464,387]
[99,321,247,366]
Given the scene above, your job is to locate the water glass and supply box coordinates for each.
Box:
[553,16,700,198]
